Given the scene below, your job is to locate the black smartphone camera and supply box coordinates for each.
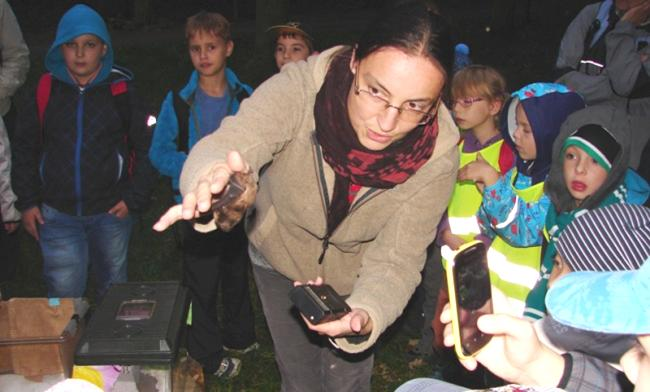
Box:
[447,241,493,358]
[289,284,351,324]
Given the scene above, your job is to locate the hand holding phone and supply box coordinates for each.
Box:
[289,284,351,324]
[446,240,493,359]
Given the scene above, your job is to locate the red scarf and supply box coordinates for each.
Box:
[314,48,438,235]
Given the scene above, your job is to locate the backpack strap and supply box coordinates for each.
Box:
[110,79,131,136]
[172,91,190,153]
[235,87,250,104]
[36,73,52,130]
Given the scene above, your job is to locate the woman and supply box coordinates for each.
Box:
[154,1,459,390]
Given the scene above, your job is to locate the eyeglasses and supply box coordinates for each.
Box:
[453,97,484,108]
[353,72,437,125]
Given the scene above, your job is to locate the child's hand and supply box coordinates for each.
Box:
[621,0,650,26]
[440,304,565,386]
[21,206,44,240]
[108,200,129,218]
[457,153,500,191]
[441,229,465,251]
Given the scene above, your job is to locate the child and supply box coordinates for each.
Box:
[148,11,256,379]
[267,21,315,71]
[420,65,511,363]
[542,203,650,363]
[457,83,585,317]
[524,104,650,318]
[11,4,155,299]
[440,65,512,254]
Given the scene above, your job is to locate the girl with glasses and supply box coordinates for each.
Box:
[154,1,460,390]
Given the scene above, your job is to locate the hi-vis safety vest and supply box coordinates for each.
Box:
[446,139,505,242]
[441,140,505,272]
[487,171,544,317]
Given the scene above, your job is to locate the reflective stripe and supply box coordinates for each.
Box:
[447,140,504,235]
[487,246,540,290]
[448,215,481,236]
[579,59,604,69]
[495,196,519,229]
[441,245,454,270]
[491,286,525,316]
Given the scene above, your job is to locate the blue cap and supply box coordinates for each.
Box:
[546,257,650,335]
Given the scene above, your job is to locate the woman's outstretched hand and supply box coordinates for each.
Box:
[153,151,252,232]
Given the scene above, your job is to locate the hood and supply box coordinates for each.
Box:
[500,83,585,184]
[45,4,113,87]
[545,105,632,212]
[179,68,251,101]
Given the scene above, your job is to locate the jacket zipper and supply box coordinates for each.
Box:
[75,88,85,216]
[311,133,386,264]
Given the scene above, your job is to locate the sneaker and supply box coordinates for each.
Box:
[223,342,260,355]
[213,357,241,379]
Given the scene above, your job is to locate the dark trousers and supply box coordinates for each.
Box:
[180,220,256,373]
[0,222,18,284]
[252,262,374,392]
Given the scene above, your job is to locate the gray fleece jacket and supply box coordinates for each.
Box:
[180,46,460,353]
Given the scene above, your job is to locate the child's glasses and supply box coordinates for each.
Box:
[454,97,484,108]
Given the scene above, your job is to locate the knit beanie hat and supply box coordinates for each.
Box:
[562,124,620,171]
[556,203,650,272]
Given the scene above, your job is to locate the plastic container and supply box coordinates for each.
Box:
[75,281,188,366]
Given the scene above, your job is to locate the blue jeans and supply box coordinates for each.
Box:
[39,204,133,298]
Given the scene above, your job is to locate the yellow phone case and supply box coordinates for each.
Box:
[445,240,488,360]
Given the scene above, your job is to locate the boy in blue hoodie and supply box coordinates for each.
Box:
[12,5,155,299]
[148,11,256,379]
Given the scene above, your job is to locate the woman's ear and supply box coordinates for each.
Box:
[349,47,358,75]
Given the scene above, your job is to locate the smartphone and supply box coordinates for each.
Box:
[446,240,493,359]
[289,284,351,324]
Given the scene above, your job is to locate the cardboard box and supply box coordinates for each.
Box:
[0,298,85,379]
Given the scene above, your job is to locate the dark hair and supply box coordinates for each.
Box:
[355,0,453,79]
[186,11,231,42]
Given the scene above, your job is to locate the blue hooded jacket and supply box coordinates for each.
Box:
[45,4,114,86]
[149,69,253,203]
[12,4,156,216]
[477,83,586,247]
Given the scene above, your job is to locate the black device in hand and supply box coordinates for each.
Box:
[211,176,245,211]
[447,240,493,359]
[289,284,351,324]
